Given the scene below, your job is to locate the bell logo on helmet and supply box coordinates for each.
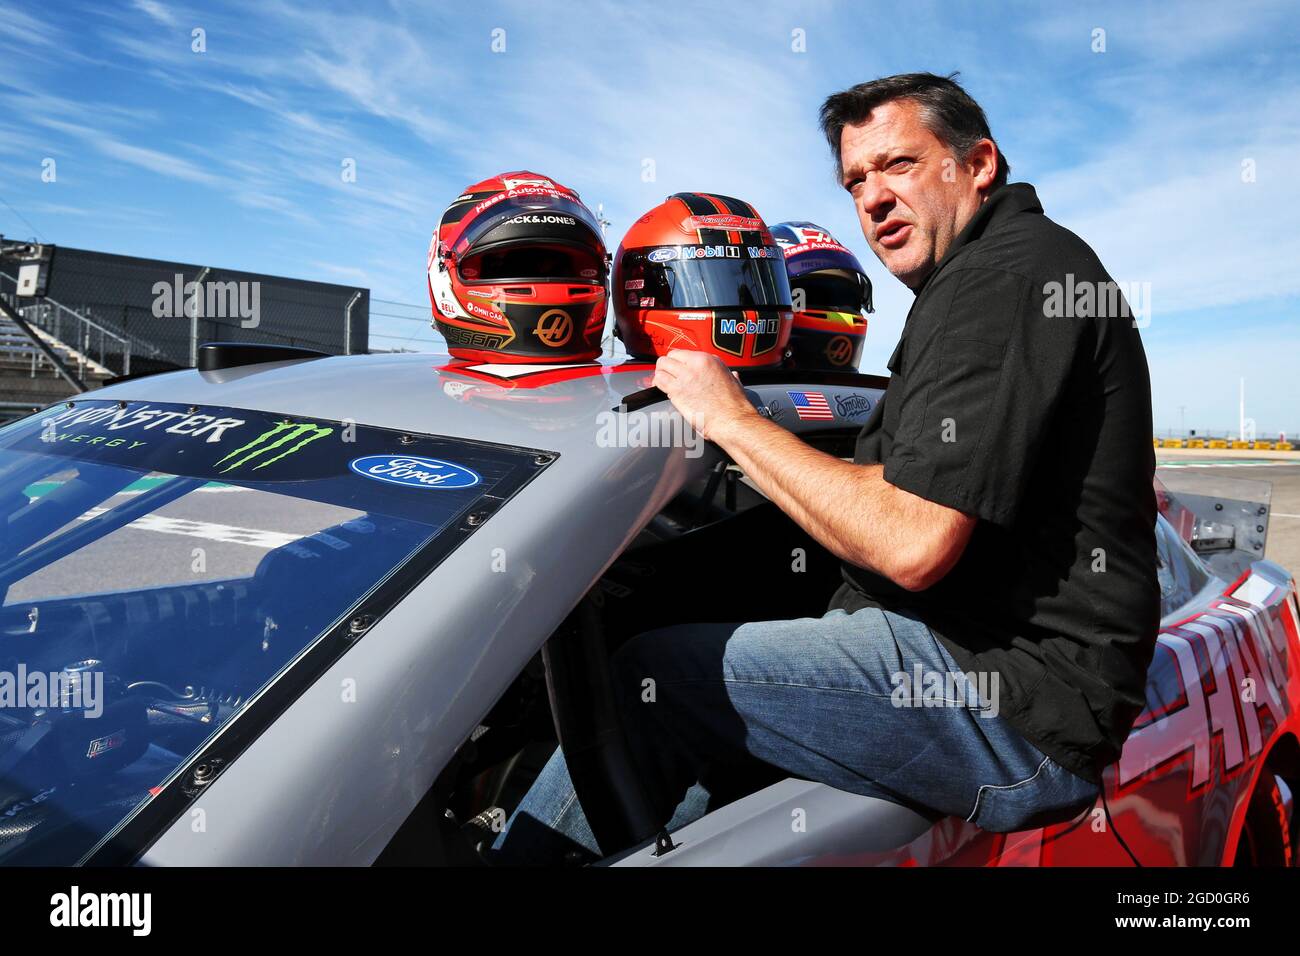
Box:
[535,309,574,347]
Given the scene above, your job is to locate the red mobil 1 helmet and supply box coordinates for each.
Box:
[613,192,793,367]
[770,221,874,370]
[427,171,608,363]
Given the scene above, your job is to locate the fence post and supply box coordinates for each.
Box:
[189,267,210,366]
[344,291,362,355]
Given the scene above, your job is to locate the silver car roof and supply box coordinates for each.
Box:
[88,353,664,456]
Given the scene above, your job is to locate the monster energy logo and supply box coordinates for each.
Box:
[215,420,334,473]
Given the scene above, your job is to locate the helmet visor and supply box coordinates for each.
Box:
[459,242,606,284]
[795,270,872,313]
[621,246,792,310]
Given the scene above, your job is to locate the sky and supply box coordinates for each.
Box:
[0,0,1297,436]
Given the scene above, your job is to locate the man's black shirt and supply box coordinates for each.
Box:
[830,182,1160,785]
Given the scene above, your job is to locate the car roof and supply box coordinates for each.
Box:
[89,352,661,456]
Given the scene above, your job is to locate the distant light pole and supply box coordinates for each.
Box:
[1239,378,1246,442]
[596,203,614,357]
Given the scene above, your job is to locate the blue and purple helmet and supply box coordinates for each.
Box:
[770,221,874,370]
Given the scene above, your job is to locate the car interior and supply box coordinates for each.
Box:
[375,429,950,865]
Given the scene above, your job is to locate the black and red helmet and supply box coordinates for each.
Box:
[613,192,793,367]
[770,221,874,370]
[428,171,608,363]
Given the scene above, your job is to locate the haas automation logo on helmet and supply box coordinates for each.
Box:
[770,221,874,370]
[613,192,793,368]
[428,170,609,363]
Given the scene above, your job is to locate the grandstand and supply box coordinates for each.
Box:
[0,238,368,421]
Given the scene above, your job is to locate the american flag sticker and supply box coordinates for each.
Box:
[787,390,834,421]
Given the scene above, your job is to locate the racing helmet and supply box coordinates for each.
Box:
[770,221,874,370]
[613,192,793,367]
[428,171,609,363]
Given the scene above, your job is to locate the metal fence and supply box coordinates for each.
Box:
[1,275,141,377]
[3,246,369,370]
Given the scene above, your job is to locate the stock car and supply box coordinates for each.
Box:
[0,342,1296,867]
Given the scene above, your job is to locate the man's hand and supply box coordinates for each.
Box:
[652,349,758,442]
[649,347,975,591]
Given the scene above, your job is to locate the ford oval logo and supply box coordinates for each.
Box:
[348,455,482,490]
[647,247,678,263]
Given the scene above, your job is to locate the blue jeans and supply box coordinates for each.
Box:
[487,605,1099,864]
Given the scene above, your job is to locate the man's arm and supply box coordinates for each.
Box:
[653,350,976,592]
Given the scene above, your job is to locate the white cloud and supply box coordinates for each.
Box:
[131,0,178,28]
[0,3,62,47]
[26,115,223,186]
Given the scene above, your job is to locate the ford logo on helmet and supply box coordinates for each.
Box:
[349,455,482,490]
[647,247,679,263]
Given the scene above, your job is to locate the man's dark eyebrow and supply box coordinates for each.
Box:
[842,144,923,186]
[840,160,867,187]
[841,160,880,189]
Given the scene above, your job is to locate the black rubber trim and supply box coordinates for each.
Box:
[100,365,184,387]
[196,342,332,372]
[81,431,558,866]
[614,367,890,412]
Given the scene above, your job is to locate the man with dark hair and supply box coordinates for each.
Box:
[822,71,1012,192]
[491,72,1158,865]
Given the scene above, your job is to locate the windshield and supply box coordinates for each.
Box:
[0,400,547,864]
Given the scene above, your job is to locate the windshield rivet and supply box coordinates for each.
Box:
[348,614,375,637]
[188,405,199,415]
[533,454,553,466]
[193,763,213,783]
[1258,506,1267,516]
[399,434,416,445]
[116,400,127,410]
[1215,503,1223,511]
[64,401,74,409]
[466,511,488,527]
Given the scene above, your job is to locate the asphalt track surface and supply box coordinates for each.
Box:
[6,481,362,603]
[1156,451,1300,578]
